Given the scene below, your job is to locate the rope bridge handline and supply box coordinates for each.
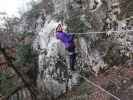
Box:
[70,29,133,35]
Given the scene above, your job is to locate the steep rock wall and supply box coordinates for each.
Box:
[9,0,133,99]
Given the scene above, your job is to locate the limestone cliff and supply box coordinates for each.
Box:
[9,0,133,99]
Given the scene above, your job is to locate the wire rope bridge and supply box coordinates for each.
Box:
[57,29,133,100]
[70,29,133,35]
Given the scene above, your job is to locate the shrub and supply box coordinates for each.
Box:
[65,16,88,33]
[0,73,15,97]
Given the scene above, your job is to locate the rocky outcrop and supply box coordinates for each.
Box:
[9,0,133,99]
[33,0,133,98]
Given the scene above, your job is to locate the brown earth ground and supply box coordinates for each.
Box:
[58,64,133,100]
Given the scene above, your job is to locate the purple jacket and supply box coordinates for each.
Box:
[56,32,75,48]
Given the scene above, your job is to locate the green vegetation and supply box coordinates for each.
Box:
[18,32,33,37]
[15,32,36,65]
[65,16,88,33]
[15,44,35,65]
[0,73,16,96]
[119,0,133,20]
[79,81,93,95]
[15,32,38,83]
[103,44,129,66]
[54,13,64,22]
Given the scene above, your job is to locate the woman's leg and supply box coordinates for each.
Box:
[70,53,76,71]
[66,47,76,71]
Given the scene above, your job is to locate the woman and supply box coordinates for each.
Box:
[56,24,76,71]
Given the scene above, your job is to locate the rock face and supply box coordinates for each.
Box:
[32,0,133,98]
[11,0,133,99]
[35,0,102,97]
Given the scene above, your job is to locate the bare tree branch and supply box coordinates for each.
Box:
[0,44,50,100]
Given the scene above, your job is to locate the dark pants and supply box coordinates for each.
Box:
[66,46,76,71]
